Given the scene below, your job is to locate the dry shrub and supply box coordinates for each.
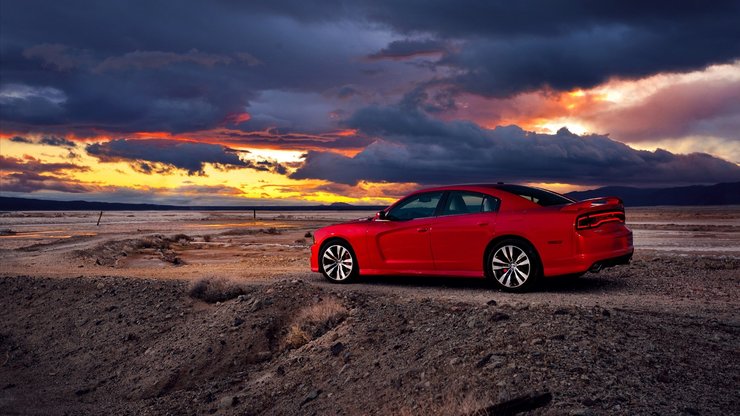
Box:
[220,227,282,236]
[284,299,347,349]
[171,234,194,243]
[397,393,490,416]
[188,277,246,303]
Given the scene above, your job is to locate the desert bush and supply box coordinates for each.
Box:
[188,277,246,303]
[171,234,194,243]
[284,298,348,349]
[397,393,489,416]
[220,227,281,236]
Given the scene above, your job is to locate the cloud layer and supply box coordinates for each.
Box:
[292,106,740,186]
[86,139,247,175]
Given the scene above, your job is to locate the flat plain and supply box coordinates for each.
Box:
[0,207,738,415]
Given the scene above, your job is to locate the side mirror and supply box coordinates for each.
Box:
[376,211,388,220]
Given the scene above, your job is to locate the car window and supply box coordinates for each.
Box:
[387,192,443,220]
[495,184,574,206]
[440,191,500,216]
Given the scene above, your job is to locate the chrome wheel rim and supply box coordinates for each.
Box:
[322,245,353,281]
[491,245,531,288]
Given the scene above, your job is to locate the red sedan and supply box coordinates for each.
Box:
[310,184,633,291]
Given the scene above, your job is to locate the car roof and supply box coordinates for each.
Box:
[410,183,518,193]
[402,183,575,209]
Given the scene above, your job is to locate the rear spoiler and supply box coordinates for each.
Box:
[561,196,623,212]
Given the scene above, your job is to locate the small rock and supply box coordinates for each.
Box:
[570,409,595,416]
[475,353,493,368]
[330,342,345,356]
[74,387,92,396]
[490,312,510,322]
[602,309,611,317]
[449,357,460,365]
[233,317,244,327]
[96,282,105,290]
[250,300,263,312]
[466,318,479,329]
[218,395,238,409]
[300,389,321,406]
[531,338,544,345]
[486,299,497,306]
[237,295,248,302]
[683,407,700,415]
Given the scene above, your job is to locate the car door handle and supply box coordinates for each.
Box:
[416,227,429,232]
[477,222,489,226]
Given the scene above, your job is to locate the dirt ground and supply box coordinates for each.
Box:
[0,208,738,415]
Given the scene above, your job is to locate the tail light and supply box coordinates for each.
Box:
[576,211,625,230]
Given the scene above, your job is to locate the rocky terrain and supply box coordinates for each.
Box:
[0,209,738,415]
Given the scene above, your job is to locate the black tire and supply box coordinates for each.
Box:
[319,240,359,283]
[485,239,542,292]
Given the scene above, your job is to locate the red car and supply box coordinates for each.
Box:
[310,184,633,291]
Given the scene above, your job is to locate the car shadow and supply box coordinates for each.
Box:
[351,273,627,294]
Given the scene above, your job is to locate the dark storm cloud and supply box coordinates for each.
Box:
[291,106,740,186]
[0,171,92,193]
[39,136,76,147]
[93,49,240,73]
[10,136,32,143]
[367,39,447,60]
[1,0,738,134]
[0,0,392,134]
[1,155,92,193]
[439,25,740,98]
[0,155,89,173]
[22,43,90,71]
[222,0,740,97]
[86,139,248,175]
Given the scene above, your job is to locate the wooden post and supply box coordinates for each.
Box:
[96,211,103,226]
[253,209,256,220]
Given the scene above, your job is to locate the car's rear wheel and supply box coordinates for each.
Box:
[320,241,358,283]
[486,239,541,292]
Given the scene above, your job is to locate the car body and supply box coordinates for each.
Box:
[310,184,633,291]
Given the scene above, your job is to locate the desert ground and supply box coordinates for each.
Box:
[0,207,738,415]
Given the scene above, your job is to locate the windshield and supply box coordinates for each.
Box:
[496,184,574,207]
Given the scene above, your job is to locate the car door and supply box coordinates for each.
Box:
[366,191,443,272]
[431,191,499,273]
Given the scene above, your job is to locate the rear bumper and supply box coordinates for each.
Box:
[544,225,633,277]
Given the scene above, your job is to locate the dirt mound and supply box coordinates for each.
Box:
[73,234,193,267]
[1,273,738,415]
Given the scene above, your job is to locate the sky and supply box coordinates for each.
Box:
[1,0,739,206]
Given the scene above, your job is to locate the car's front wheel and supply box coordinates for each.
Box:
[486,239,541,292]
[319,241,358,283]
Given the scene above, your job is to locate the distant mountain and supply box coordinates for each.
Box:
[0,197,385,211]
[565,182,740,206]
[2,181,738,210]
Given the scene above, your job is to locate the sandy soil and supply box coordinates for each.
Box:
[0,207,738,415]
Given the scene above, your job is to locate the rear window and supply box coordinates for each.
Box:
[496,184,574,207]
